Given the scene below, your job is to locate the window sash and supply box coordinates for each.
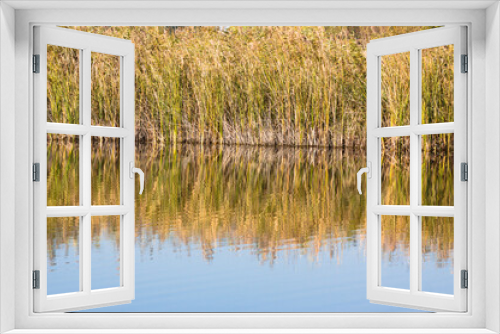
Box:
[32,26,136,313]
[366,26,468,312]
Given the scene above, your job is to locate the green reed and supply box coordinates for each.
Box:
[47,26,452,150]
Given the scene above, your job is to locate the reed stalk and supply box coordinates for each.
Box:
[46,26,451,150]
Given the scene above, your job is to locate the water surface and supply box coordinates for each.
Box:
[47,143,454,312]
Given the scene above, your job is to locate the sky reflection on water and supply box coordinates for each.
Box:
[46,144,453,312]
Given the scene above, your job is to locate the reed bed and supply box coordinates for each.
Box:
[46,26,452,149]
[46,26,455,266]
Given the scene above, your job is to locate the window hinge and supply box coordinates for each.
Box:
[461,270,468,289]
[461,162,468,182]
[33,54,40,73]
[461,54,468,73]
[33,163,40,182]
[33,270,40,289]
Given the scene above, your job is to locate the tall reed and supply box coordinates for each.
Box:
[47,26,452,149]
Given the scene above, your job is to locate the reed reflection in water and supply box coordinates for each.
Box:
[47,140,454,312]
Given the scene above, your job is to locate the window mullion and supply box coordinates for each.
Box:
[82,47,92,294]
[373,123,454,138]
[46,123,88,135]
[45,206,128,217]
[413,123,454,135]
[372,126,411,137]
[409,47,420,294]
[90,126,130,138]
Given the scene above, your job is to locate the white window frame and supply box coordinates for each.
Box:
[33,26,136,313]
[365,26,468,312]
[1,2,499,333]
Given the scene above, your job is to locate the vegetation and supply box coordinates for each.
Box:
[46,26,453,149]
[45,26,455,268]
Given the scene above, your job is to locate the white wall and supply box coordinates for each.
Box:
[486,2,500,333]
[0,2,16,334]
[4,5,492,332]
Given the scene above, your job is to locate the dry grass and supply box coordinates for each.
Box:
[47,26,452,149]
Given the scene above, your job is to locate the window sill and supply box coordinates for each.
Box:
[4,329,497,334]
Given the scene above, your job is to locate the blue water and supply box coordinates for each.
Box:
[73,234,407,312]
[49,230,454,312]
[46,146,454,312]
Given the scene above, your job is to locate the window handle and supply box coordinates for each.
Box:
[129,162,145,195]
[357,162,372,195]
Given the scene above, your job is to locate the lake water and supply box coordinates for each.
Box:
[46,142,454,312]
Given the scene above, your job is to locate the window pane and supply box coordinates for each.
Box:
[381,215,410,290]
[91,216,121,290]
[91,52,121,127]
[381,136,410,205]
[421,45,454,124]
[47,134,80,206]
[91,137,120,205]
[381,52,410,127]
[47,216,80,295]
[421,217,454,295]
[422,134,454,206]
[47,45,80,124]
